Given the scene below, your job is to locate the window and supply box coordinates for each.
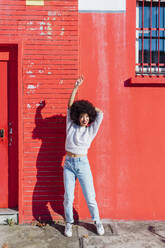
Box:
[136,0,165,75]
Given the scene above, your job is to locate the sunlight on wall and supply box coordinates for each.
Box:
[78,0,126,12]
[26,0,44,6]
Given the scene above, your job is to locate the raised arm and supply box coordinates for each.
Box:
[68,75,84,108]
[95,107,103,113]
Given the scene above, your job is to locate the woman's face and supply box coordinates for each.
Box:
[79,113,89,127]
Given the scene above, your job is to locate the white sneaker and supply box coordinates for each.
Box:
[64,223,72,237]
[95,222,105,236]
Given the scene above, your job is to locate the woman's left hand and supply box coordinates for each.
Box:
[75,75,84,87]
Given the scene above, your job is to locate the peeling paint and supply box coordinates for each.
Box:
[29,27,37,31]
[39,20,52,38]
[44,17,50,21]
[48,72,52,74]
[47,26,52,31]
[59,80,63,84]
[40,21,46,25]
[38,70,44,74]
[26,71,33,74]
[48,11,56,16]
[27,21,33,25]
[60,27,65,36]
[27,84,37,89]
[27,104,31,109]
[27,83,40,94]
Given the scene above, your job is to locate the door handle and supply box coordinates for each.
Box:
[0,129,4,138]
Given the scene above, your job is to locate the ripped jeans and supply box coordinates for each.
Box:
[63,155,100,223]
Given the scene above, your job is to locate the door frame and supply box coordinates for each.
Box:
[0,57,9,208]
[0,39,23,223]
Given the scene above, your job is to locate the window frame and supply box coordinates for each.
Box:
[126,0,165,84]
[136,0,165,76]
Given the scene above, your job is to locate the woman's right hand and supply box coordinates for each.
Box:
[75,75,84,87]
[68,75,84,108]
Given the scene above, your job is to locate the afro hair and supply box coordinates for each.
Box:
[70,100,97,126]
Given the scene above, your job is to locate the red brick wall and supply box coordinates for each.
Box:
[0,0,78,223]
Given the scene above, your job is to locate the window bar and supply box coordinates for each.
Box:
[136,2,139,74]
[142,0,144,74]
[164,3,165,69]
[150,0,152,74]
[158,0,160,74]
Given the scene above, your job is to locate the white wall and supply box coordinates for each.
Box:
[79,0,126,12]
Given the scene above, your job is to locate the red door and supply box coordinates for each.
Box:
[0,46,18,208]
[0,54,9,207]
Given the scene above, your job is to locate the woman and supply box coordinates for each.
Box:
[63,76,104,237]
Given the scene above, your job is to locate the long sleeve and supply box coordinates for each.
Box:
[66,109,73,133]
[88,111,103,138]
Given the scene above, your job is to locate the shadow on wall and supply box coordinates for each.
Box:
[124,78,165,87]
[32,100,78,222]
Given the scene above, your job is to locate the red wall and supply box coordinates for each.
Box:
[0,0,78,223]
[2,0,165,223]
[78,0,165,220]
[21,1,78,223]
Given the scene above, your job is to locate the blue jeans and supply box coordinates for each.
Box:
[63,155,100,223]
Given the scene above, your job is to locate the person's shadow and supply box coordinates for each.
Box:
[32,100,79,226]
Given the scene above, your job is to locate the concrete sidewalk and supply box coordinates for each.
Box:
[1,220,165,248]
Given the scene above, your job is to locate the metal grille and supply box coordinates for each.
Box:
[136,0,165,75]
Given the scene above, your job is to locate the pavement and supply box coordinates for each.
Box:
[1,220,165,248]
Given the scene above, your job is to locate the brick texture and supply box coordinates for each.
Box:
[0,0,79,223]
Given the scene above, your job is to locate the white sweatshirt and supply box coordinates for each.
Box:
[65,109,103,155]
